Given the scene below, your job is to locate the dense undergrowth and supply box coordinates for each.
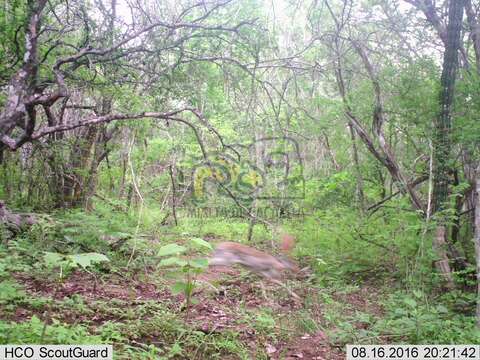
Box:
[0,200,478,359]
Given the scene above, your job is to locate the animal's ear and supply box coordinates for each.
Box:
[280,233,295,253]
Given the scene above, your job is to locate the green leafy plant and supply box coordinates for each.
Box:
[254,310,276,336]
[41,251,109,340]
[157,237,212,317]
[376,290,480,343]
[0,316,103,344]
[0,280,26,313]
[43,252,110,275]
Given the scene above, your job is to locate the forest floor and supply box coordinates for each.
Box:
[2,208,479,356]
[6,258,386,359]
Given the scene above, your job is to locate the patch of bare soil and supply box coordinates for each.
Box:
[332,285,384,318]
[9,271,175,324]
[187,266,302,334]
[14,271,169,302]
[269,332,344,360]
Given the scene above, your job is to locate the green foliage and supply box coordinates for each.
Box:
[157,237,212,315]
[253,310,276,335]
[43,252,109,275]
[304,171,356,208]
[0,316,103,344]
[0,0,27,81]
[97,307,248,359]
[376,291,480,344]
[455,70,480,153]
[157,243,187,257]
[297,199,438,284]
[0,280,25,305]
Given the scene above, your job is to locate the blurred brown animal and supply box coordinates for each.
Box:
[209,233,300,299]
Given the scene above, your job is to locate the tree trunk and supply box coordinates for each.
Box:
[169,164,178,226]
[431,0,465,289]
[433,226,454,288]
[474,165,480,328]
[71,126,99,207]
[348,123,365,213]
[322,131,340,171]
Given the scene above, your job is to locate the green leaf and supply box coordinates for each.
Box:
[393,308,407,317]
[159,257,188,267]
[171,282,186,295]
[68,253,109,269]
[0,281,25,303]
[412,290,423,299]
[190,297,199,305]
[157,244,186,257]
[403,297,417,308]
[436,305,449,314]
[191,258,209,268]
[169,343,182,356]
[110,232,131,238]
[190,237,213,250]
[43,252,66,268]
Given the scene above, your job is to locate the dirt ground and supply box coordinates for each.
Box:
[9,265,377,359]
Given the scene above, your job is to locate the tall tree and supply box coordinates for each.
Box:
[431,0,465,288]
[475,164,480,327]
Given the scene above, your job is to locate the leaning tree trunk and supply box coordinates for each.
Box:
[431,0,465,289]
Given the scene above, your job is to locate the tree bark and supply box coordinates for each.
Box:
[475,165,480,328]
[169,164,178,226]
[322,131,341,171]
[0,0,47,145]
[348,123,365,213]
[431,0,465,289]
